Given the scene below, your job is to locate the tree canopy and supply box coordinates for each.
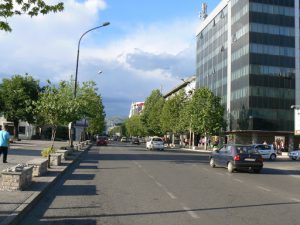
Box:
[161,90,185,134]
[0,0,64,32]
[141,89,164,136]
[0,74,40,138]
[188,88,225,135]
[124,115,145,137]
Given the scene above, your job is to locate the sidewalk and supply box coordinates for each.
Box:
[0,140,90,225]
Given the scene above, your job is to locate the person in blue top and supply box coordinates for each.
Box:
[0,125,11,163]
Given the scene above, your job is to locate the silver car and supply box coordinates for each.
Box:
[253,144,277,161]
[288,150,300,160]
[146,137,164,151]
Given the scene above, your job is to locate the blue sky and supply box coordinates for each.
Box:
[0,0,220,118]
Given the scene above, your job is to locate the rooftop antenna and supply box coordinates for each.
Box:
[199,3,208,21]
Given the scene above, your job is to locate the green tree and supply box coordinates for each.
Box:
[0,74,40,139]
[34,80,80,148]
[77,81,105,136]
[141,89,164,136]
[161,91,185,143]
[189,88,225,148]
[0,0,64,32]
[124,115,145,137]
[161,91,186,133]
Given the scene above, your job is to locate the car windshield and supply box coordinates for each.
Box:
[153,138,163,142]
[235,146,258,154]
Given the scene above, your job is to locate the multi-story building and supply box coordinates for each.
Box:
[163,76,196,100]
[129,102,145,118]
[196,0,300,148]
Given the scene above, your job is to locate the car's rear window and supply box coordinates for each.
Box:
[153,138,163,142]
[235,146,258,154]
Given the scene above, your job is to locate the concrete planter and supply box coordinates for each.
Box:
[1,165,33,191]
[26,158,48,177]
[56,149,70,160]
[49,153,62,166]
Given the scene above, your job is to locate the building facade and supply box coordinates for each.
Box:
[196,0,300,147]
[129,102,145,118]
[163,76,196,100]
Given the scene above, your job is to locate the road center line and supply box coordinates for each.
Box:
[181,205,200,219]
[257,186,271,192]
[155,181,163,187]
[165,191,177,199]
[234,178,243,183]
[290,198,300,202]
[290,175,300,179]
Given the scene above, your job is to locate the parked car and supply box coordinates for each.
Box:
[120,137,127,142]
[253,144,277,160]
[288,149,300,160]
[146,137,164,151]
[209,144,263,173]
[96,136,108,146]
[132,138,140,145]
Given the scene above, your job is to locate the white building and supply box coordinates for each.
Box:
[129,102,145,118]
[0,116,36,140]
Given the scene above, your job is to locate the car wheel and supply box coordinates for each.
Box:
[270,154,276,161]
[227,162,234,173]
[292,157,297,160]
[209,158,215,168]
[253,168,261,173]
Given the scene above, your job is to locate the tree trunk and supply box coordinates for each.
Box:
[13,120,19,140]
[51,125,57,149]
[204,132,207,150]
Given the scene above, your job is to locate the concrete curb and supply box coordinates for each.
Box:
[0,144,93,225]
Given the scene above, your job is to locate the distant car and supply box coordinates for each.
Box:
[96,137,108,146]
[288,149,300,160]
[146,137,164,151]
[120,137,127,142]
[209,144,263,173]
[253,144,277,161]
[132,138,140,145]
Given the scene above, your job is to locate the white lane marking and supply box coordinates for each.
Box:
[166,191,177,199]
[155,181,163,187]
[216,172,224,176]
[257,186,271,192]
[290,198,300,202]
[234,178,243,183]
[290,175,300,179]
[149,175,154,179]
[181,205,200,219]
[137,165,178,201]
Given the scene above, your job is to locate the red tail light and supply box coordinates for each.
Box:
[257,156,263,162]
[234,155,241,161]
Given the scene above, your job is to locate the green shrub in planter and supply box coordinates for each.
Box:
[41,147,56,157]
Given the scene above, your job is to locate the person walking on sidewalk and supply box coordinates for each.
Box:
[0,125,11,163]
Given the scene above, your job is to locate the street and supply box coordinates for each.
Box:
[20,143,300,225]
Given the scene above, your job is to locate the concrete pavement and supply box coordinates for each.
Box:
[0,140,91,225]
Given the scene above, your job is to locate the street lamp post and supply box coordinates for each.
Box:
[71,22,110,147]
[74,21,110,98]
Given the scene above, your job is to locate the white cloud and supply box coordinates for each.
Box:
[0,0,197,116]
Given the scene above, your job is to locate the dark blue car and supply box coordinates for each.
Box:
[209,144,263,173]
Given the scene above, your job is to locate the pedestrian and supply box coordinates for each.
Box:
[0,125,11,163]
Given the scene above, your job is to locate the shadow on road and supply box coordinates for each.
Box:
[38,201,300,221]
[98,152,209,164]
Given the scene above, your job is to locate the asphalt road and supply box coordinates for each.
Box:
[19,142,300,225]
